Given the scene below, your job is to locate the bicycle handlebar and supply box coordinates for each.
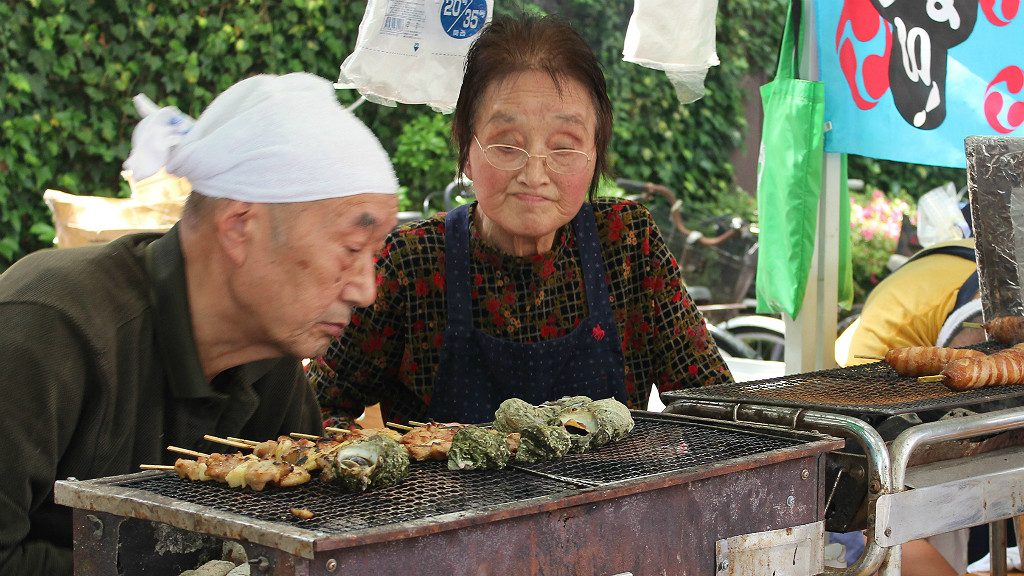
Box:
[614,178,739,246]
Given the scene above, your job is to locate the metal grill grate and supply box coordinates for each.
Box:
[519,418,799,483]
[112,417,803,534]
[664,342,1024,416]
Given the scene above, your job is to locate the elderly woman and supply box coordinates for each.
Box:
[309,14,732,424]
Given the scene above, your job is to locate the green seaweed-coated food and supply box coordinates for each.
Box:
[447,426,512,470]
[320,435,410,492]
[554,397,634,451]
[542,395,594,412]
[493,398,556,433]
[590,398,635,444]
[513,424,573,463]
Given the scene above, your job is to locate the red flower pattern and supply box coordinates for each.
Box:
[311,199,732,424]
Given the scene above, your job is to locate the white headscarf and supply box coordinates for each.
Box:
[123,73,398,203]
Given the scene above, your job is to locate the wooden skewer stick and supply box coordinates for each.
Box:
[385,422,414,431]
[290,432,322,440]
[140,464,175,471]
[918,375,945,383]
[167,446,208,458]
[226,437,260,446]
[408,420,431,427]
[324,427,351,435]
[962,321,984,329]
[203,435,253,450]
[854,355,885,361]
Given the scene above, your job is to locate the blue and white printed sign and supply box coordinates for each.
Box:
[440,0,488,39]
[815,0,1024,167]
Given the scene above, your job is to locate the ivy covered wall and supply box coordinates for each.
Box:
[0,0,962,271]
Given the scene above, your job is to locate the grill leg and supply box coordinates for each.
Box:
[878,544,901,576]
[990,519,1008,576]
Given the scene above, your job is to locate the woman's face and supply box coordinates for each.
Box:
[465,70,597,256]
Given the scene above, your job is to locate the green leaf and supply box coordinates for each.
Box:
[6,72,31,93]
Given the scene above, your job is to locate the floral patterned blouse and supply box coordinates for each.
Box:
[309,198,732,424]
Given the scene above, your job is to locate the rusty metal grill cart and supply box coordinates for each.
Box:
[55,412,841,576]
[662,349,1024,576]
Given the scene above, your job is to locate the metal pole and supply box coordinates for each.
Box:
[786,0,839,374]
[991,519,1008,576]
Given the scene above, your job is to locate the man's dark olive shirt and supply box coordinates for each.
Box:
[0,226,321,575]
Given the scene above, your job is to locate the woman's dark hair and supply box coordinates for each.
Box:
[451,14,613,196]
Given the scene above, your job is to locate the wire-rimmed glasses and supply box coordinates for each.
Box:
[473,135,592,175]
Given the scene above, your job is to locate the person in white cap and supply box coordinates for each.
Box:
[0,72,398,576]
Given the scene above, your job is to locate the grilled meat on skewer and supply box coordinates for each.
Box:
[174,452,311,490]
[985,316,1024,344]
[942,344,1024,390]
[884,346,985,377]
[399,423,465,461]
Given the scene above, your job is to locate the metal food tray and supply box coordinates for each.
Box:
[54,412,841,559]
[663,342,1024,417]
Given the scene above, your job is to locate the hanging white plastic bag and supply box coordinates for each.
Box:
[622,0,720,104]
[917,182,969,247]
[336,0,493,113]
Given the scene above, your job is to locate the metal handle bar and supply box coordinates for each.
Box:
[662,399,891,576]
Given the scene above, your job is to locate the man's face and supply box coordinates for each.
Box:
[242,193,398,359]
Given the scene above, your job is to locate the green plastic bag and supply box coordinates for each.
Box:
[755,0,826,317]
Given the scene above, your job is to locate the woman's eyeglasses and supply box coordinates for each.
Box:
[474,135,591,175]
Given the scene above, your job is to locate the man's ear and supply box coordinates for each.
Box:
[214,201,260,265]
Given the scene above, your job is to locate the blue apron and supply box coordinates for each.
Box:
[427,202,627,424]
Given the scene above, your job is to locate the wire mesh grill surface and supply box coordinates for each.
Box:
[112,418,803,534]
[521,418,797,483]
[664,342,1024,416]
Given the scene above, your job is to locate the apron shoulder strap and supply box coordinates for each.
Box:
[573,202,614,321]
[443,204,474,330]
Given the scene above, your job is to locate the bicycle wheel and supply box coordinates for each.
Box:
[727,326,786,362]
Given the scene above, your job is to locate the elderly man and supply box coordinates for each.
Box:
[0,73,398,575]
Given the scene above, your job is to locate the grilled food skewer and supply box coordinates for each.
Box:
[227,437,260,446]
[963,317,1024,344]
[290,432,321,440]
[940,345,1024,390]
[203,435,253,450]
[167,446,209,458]
[386,422,414,431]
[882,346,986,377]
[173,451,311,490]
[140,464,175,471]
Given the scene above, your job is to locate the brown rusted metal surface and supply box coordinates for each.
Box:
[304,455,827,576]
[58,413,840,575]
[663,342,1024,417]
[72,509,312,576]
[906,429,1024,466]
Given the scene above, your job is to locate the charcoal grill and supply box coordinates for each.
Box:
[55,412,841,576]
[666,342,1024,420]
[662,345,1024,576]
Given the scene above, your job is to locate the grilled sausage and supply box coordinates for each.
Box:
[884,346,985,377]
[986,316,1024,344]
[942,346,1024,391]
